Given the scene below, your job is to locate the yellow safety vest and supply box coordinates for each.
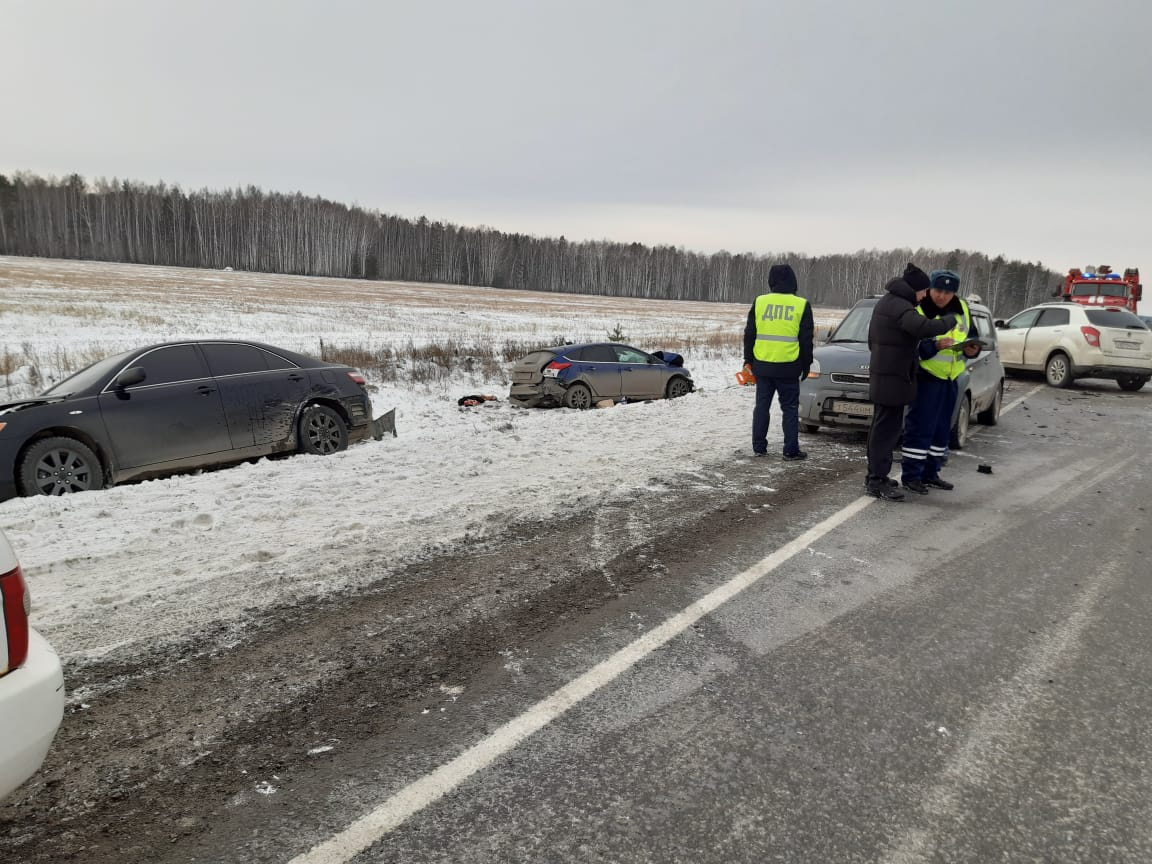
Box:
[918,298,971,381]
[753,293,807,363]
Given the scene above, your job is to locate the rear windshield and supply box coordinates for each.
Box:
[519,350,559,367]
[1084,309,1146,329]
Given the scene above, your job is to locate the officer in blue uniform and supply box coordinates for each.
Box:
[743,264,814,460]
[900,269,981,494]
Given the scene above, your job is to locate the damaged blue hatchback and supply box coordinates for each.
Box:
[508,342,694,409]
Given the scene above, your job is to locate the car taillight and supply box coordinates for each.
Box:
[0,565,31,671]
[543,361,571,378]
[347,371,367,385]
[1080,326,1101,347]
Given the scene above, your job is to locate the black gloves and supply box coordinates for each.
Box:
[800,367,811,382]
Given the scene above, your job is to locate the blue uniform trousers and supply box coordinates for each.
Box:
[901,373,957,483]
[751,360,801,456]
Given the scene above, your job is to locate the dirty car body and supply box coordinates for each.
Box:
[508,342,694,409]
[0,340,375,501]
[799,297,1005,448]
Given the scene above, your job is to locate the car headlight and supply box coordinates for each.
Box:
[807,359,821,378]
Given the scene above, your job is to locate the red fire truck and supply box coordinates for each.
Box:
[1058,265,1142,313]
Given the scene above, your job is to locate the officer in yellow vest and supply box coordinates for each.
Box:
[899,269,981,493]
[742,264,814,460]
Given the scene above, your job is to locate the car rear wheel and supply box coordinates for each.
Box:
[298,404,349,455]
[976,381,1003,425]
[562,383,593,410]
[950,394,971,450]
[1117,375,1148,392]
[1045,353,1073,388]
[664,377,691,399]
[18,436,106,497]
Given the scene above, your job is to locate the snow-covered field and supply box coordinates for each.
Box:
[0,255,846,669]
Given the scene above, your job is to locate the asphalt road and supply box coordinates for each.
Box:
[4,377,1151,864]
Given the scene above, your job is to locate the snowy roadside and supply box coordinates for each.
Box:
[1,255,848,666]
[3,370,772,664]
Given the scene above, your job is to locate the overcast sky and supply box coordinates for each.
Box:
[4,0,1151,275]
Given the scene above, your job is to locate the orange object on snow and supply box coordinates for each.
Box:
[735,365,756,386]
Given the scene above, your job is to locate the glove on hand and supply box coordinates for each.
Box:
[800,367,811,382]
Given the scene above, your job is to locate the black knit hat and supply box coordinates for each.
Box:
[768,263,798,293]
[903,263,930,292]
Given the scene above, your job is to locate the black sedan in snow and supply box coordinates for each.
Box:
[0,340,376,501]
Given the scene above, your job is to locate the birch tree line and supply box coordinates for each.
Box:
[0,172,1059,314]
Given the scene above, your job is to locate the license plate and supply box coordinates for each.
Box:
[512,372,534,382]
[1115,340,1141,350]
[831,400,873,417]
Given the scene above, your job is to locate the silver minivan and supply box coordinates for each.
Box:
[798,297,1006,449]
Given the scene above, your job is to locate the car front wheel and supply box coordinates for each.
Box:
[977,381,1002,425]
[1045,353,1073,388]
[664,377,691,399]
[18,436,106,497]
[950,394,971,450]
[298,405,349,455]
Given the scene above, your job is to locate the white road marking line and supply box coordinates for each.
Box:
[292,384,1042,862]
[288,496,875,864]
[965,382,1041,442]
[879,457,1134,864]
[1002,383,1045,414]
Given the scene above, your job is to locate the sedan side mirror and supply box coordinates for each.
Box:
[993,320,1006,329]
[114,367,147,389]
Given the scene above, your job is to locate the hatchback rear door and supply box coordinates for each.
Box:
[574,345,623,399]
[1085,309,1152,364]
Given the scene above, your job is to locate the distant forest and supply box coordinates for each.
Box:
[0,172,1059,314]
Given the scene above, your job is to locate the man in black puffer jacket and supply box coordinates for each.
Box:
[864,264,957,500]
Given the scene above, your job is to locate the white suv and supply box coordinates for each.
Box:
[994,303,1152,390]
[0,528,65,799]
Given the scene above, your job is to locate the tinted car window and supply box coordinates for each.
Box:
[972,312,995,340]
[259,348,297,370]
[1004,309,1041,329]
[1085,308,1146,329]
[42,349,135,396]
[1035,308,1070,327]
[614,346,650,363]
[131,345,210,386]
[583,345,617,362]
[201,343,270,376]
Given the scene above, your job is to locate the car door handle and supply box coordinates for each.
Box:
[197,385,216,395]
[288,374,304,381]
